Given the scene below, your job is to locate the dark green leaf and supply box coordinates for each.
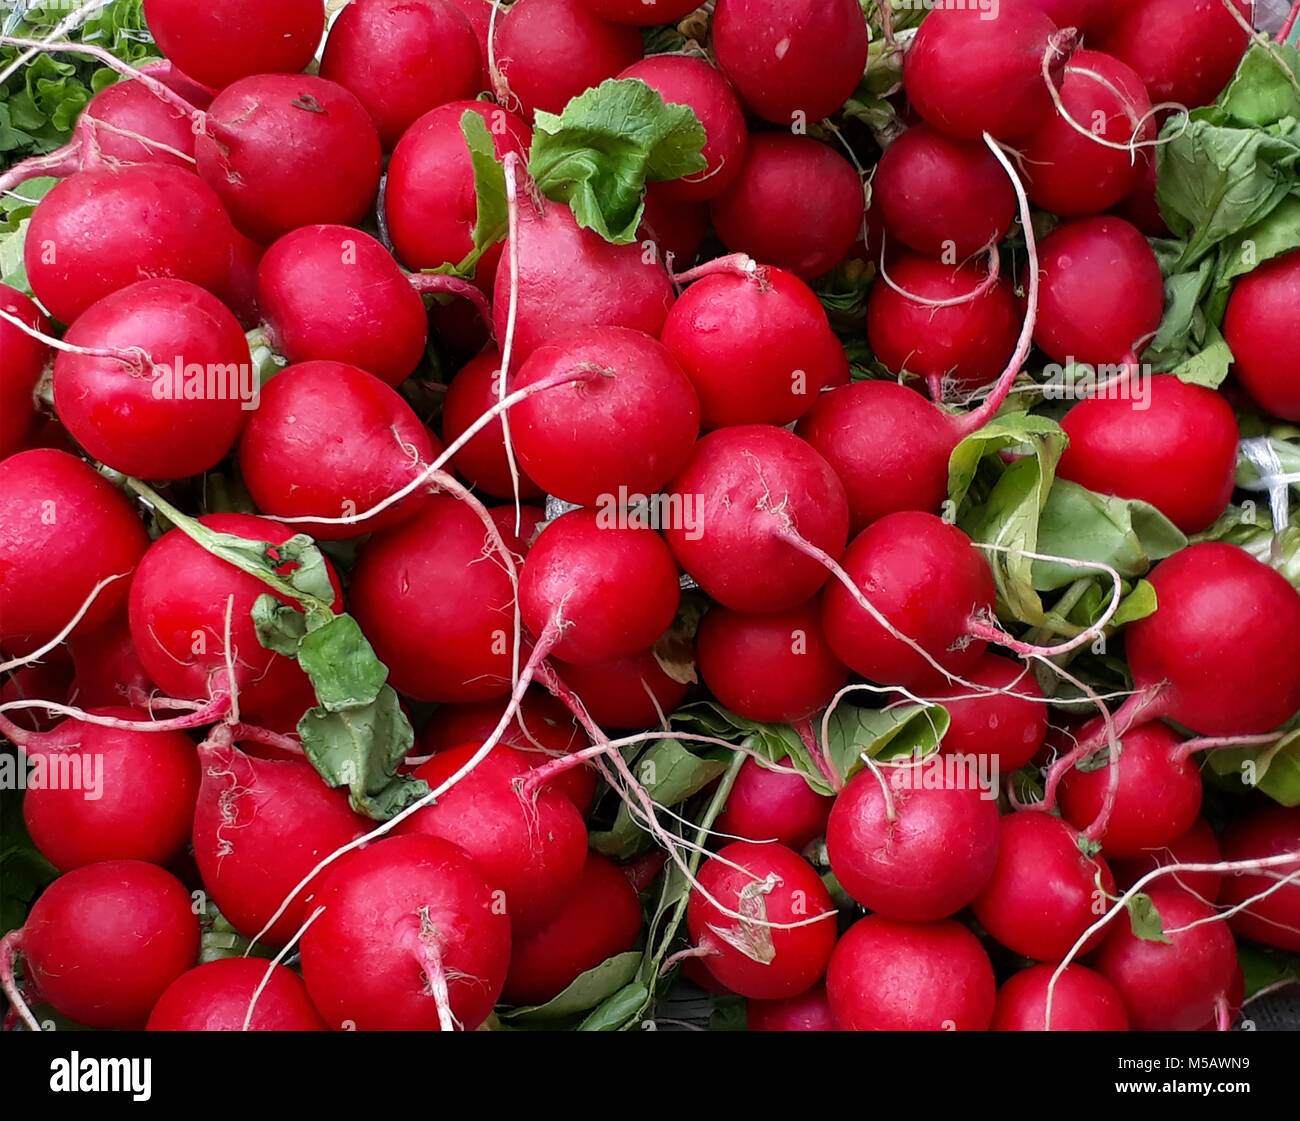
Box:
[1125,892,1172,944]
[501,952,642,1021]
[298,614,388,711]
[251,594,307,658]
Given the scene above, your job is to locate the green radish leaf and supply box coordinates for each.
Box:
[821,702,952,784]
[298,613,389,712]
[250,594,307,657]
[577,981,653,1031]
[1217,39,1300,127]
[1205,723,1300,806]
[1125,892,1172,944]
[500,952,643,1022]
[668,700,830,794]
[459,108,509,259]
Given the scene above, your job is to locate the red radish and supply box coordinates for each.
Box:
[2,859,198,1029]
[1024,0,1127,33]
[256,225,430,387]
[496,0,642,120]
[195,74,382,244]
[641,183,709,267]
[25,164,234,325]
[129,513,341,730]
[696,601,847,724]
[972,812,1115,961]
[866,251,1021,396]
[446,0,492,58]
[0,658,73,733]
[300,834,512,1030]
[222,231,265,328]
[660,266,844,430]
[1110,818,1223,904]
[191,740,368,946]
[715,757,834,851]
[747,985,843,1031]
[142,0,324,90]
[385,100,531,281]
[553,647,690,730]
[617,55,748,202]
[687,840,837,1000]
[991,963,1130,1031]
[664,425,850,614]
[68,614,157,710]
[0,284,49,459]
[0,449,148,651]
[872,124,1016,259]
[710,134,865,280]
[503,853,643,1004]
[1098,0,1252,108]
[511,327,700,504]
[1113,151,1169,237]
[443,351,545,500]
[826,761,1001,922]
[144,60,216,108]
[821,512,996,693]
[1034,216,1163,367]
[1093,885,1238,1031]
[349,496,517,703]
[1056,373,1239,534]
[147,958,327,1031]
[577,0,700,25]
[489,503,547,558]
[397,743,588,930]
[1020,49,1154,217]
[1223,247,1300,421]
[492,196,675,364]
[826,915,997,1031]
[520,510,681,665]
[320,0,482,149]
[927,654,1048,772]
[1219,806,1300,952]
[1058,720,1202,858]
[711,0,868,126]
[239,360,437,539]
[11,707,199,871]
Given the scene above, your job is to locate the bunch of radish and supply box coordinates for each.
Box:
[1,0,1299,1036]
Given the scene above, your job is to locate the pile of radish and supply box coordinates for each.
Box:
[4,0,1300,1034]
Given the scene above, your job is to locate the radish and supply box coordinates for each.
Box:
[826,761,1001,922]
[195,74,382,244]
[222,231,266,329]
[1114,151,1170,238]
[659,265,845,430]
[503,853,643,1004]
[710,134,865,280]
[1223,247,1300,421]
[711,0,868,126]
[1058,720,1202,858]
[1219,806,1300,952]
[616,55,748,202]
[872,124,1016,260]
[238,360,438,539]
[747,985,843,1032]
[443,351,545,500]
[973,812,1115,961]
[53,279,252,480]
[1034,216,1164,367]
[1098,0,1252,108]
[489,503,547,558]
[903,0,1075,141]
[577,0,701,25]
[492,196,675,364]
[446,0,493,59]
[349,496,517,703]
[866,251,1021,398]
[641,183,709,268]
[192,739,369,946]
[68,614,157,710]
[24,164,234,325]
[496,0,643,120]
[1110,818,1223,904]
[1093,886,1238,1031]
[686,840,837,1000]
[1,658,73,733]
[385,100,532,280]
[715,756,834,851]
[0,285,50,459]
[553,647,690,730]
[696,601,847,724]
[926,654,1048,773]
[511,327,700,505]
[1056,373,1239,534]
[142,0,325,91]
[1019,49,1154,218]
[1024,0,1127,33]
[320,0,483,149]
[255,225,430,387]
[826,915,997,1031]
[520,510,681,665]
[664,425,850,614]
[0,449,149,651]
[129,513,340,730]
[1,859,198,1030]
[5,706,199,872]
[300,834,512,1030]
[147,958,327,1031]
[991,963,1130,1031]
